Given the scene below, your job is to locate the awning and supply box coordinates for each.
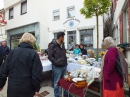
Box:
[77,26,95,30]
[52,29,66,33]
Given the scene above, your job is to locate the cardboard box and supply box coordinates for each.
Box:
[87,50,94,58]
[101,44,107,50]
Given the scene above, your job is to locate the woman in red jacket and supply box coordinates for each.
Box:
[102,37,128,97]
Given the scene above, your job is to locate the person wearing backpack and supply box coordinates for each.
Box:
[48,32,67,97]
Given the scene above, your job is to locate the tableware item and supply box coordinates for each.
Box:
[68,58,74,63]
[64,75,69,80]
[72,78,84,82]
[88,70,100,78]
[86,58,96,63]
[74,80,88,88]
[93,67,101,73]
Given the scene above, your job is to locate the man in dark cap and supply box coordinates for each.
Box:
[48,32,67,97]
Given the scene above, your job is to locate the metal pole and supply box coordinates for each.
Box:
[96,13,99,60]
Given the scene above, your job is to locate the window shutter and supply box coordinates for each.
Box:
[119,12,123,44]
[114,0,117,11]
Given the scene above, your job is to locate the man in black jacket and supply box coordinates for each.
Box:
[0,41,10,67]
[48,32,67,97]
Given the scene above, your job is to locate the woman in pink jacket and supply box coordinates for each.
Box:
[102,37,128,97]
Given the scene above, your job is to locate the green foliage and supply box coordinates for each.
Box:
[33,43,38,50]
[80,0,111,18]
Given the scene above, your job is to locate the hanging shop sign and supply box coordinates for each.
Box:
[63,18,80,28]
[0,14,7,25]
[10,33,24,40]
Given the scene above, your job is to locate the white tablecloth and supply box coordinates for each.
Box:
[67,63,82,72]
[42,60,101,73]
[42,60,52,72]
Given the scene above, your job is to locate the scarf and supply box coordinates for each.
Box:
[117,48,128,82]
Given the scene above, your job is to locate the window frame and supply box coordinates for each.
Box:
[9,7,14,20]
[67,6,75,18]
[21,0,27,15]
[53,10,60,21]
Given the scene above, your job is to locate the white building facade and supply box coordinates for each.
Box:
[4,0,103,50]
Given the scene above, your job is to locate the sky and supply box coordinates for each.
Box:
[0,0,4,9]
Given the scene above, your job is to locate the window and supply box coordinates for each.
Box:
[21,0,27,15]
[9,8,13,19]
[80,29,93,49]
[67,6,75,18]
[53,10,60,20]
[54,33,57,39]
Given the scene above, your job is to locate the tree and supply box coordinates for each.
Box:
[104,18,112,38]
[80,0,111,59]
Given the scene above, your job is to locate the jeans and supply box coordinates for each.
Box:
[52,65,67,97]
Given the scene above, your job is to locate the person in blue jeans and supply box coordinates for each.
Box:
[48,32,68,97]
[73,44,81,55]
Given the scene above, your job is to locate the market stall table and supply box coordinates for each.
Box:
[41,61,101,73]
[57,78,98,97]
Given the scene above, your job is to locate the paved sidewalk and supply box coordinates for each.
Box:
[0,82,7,97]
[0,82,54,97]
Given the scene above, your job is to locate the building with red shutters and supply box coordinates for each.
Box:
[111,0,130,44]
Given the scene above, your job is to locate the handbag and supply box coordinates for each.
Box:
[116,56,123,76]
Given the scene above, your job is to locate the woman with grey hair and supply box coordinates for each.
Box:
[0,33,43,97]
[102,36,128,97]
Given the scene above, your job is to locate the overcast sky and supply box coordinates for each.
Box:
[0,0,4,9]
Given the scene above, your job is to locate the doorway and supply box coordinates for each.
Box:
[67,31,76,49]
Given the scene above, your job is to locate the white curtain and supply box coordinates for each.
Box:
[10,9,13,16]
[22,3,27,13]
[68,8,75,17]
[53,11,59,20]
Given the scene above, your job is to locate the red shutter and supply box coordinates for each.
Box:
[114,0,117,11]
[119,12,123,44]
[128,0,130,43]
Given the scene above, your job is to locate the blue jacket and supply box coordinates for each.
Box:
[0,46,10,56]
[73,48,81,55]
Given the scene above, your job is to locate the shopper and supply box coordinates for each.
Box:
[0,33,43,97]
[79,44,87,55]
[48,32,67,97]
[102,36,128,97]
[0,41,10,67]
[73,44,81,55]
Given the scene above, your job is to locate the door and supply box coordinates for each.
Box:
[67,31,76,49]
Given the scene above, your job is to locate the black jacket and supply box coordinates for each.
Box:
[81,48,87,55]
[0,42,43,97]
[48,39,67,67]
[0,45,10,56]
